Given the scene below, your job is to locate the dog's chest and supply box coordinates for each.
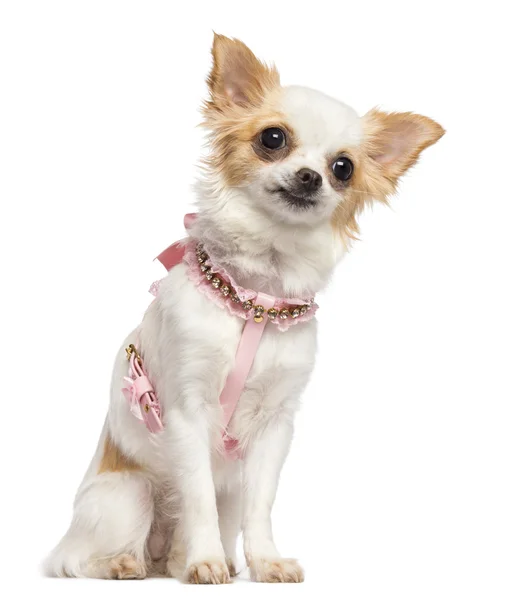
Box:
[229,319,317,440]
[153,265,317,433]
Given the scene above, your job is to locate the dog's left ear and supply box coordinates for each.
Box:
[207,33,279,110]
[362,109,445,185]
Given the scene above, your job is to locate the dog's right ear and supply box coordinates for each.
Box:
[206,33,279,111]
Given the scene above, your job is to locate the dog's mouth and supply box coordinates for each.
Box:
[274,187,319,209]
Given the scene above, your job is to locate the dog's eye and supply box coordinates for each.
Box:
[260,128,286,150]
[332,157,354,181]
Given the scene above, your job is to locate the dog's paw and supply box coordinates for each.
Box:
[185,559,231,584]
[248,557,304,583]
[108,554,147,579]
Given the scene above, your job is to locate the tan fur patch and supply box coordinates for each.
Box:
[98,433,141,474]
[204,98,296,187]
[332,109,445,240]
[203,34,288,187]
[207,33,280,111]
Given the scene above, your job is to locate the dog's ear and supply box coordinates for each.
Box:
[361,109,445,184]
[207,33,279,110]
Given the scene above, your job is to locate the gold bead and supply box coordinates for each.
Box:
[279,308,290,320]
[253,305,265,322]
[144,403,150,413]
[267,308,278,320]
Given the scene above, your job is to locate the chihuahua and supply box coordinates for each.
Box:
[45,34,444,583]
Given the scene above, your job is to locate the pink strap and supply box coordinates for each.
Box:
[219,291,276,428]
[156,241,186,271]
[156,213,197,271]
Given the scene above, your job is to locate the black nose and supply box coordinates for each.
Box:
[296,168,322,192]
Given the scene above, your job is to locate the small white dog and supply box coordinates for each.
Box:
[46,34,444,584]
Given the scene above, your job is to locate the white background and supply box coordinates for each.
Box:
[1,1,505,598]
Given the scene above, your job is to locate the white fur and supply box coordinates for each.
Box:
[45,86,360,582]
[248,86,362,229]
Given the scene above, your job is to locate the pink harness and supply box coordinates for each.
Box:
[122,214,318,458]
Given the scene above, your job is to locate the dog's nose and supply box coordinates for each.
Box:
[296,168,322,192]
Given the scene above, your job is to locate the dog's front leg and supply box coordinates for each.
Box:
[242,418,304,583]
[164,407,230,584]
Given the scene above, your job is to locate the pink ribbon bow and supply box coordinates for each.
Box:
[122,377,144,421]
[121,353,164,434]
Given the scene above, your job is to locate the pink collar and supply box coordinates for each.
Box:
[151,215,318,332]
[130,214,318,458]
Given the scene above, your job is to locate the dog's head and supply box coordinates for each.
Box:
[201,34,444,239]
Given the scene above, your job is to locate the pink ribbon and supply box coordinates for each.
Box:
[122,377,143,421]
[122,355,164,434]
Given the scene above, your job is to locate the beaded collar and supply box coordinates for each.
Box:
[150,239,318,332]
